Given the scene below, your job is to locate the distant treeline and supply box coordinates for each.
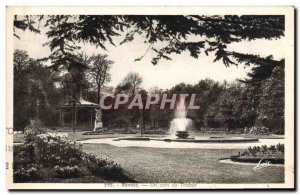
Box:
[13,50,284,134]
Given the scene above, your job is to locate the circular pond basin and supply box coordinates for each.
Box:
[113,136,259,143]
[79,136,285,149]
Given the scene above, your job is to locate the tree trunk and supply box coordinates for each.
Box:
[141,109,145,136]
[97,87,101,104]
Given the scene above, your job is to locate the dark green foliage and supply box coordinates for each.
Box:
[13,15,42,38]
[13,128,133,182]
[13,164,41,182]
[13,50,61,130]
[88,54,113,103]
[240,143,284,157]
[204,64,284,133]
[13,14,285,134]
[116,72,143,94]
[14,15,284,70]
[54,165,81,178]
[232,143,284,158]
[236,53,284,84]
[205,82,256,129]
[230,143,284,164]
[256,65,284,132]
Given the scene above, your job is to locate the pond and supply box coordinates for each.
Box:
[79,137,285,149]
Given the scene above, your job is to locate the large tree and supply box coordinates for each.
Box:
[204,82,256,130]
[87,54,113,103]
[116,72,143,94]
[13,15,286,132]
[14,50,60,130]
[256,65,284,132]
[14,15,284,73]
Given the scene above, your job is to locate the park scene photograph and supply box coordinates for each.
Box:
[8,9,294,189]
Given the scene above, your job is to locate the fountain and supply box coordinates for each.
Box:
[92,94,260,144]
[169,96,193,139]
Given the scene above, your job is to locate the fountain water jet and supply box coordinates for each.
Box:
[169,96,193,138]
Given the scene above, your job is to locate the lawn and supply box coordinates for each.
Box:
[82,144,284,183]
[13,131,284,183]
[13,131,138,143]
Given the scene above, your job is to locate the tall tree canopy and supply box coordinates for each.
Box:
[14,15,284,76]
[116,72,143,94]
[14,50,60,130]
[13,15,285,133]
[87,54,113,102]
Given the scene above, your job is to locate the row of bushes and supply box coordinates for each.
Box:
[198,126,275,135]
[13,127,134,182]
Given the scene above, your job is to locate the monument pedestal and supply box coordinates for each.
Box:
[94,119,103,131]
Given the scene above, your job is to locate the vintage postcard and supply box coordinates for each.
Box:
[6,6,295,190]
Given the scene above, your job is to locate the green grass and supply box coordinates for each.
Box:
[13,130,284,183]
[13,131,139,143]
[82,144,284,183]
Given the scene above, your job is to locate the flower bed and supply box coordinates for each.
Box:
[229,144,284,164]
[82,131,115,135]
[13,128,134,183]
[82,128,139,135]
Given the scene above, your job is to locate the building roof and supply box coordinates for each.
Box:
[60,97,99,108]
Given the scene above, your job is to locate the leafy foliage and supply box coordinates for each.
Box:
[13,16,285,132]
[13,128,133,182]
[14,15,42,38]
[256,65,284,132]
[234,143,284,158]
[116,72,143,94]
[14,15,284,72]
[205,82,256,129]
[87,54,113,102]
[13,50,60,130]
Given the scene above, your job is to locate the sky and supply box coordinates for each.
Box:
[13,20,285,90]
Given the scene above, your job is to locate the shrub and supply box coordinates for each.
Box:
[54,165,81,178]
[248,126,270,135]
[13,164,41,182]
[13,127,131,182]
[233,143,284,158]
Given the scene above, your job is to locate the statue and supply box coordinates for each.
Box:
[94,108,103,131]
